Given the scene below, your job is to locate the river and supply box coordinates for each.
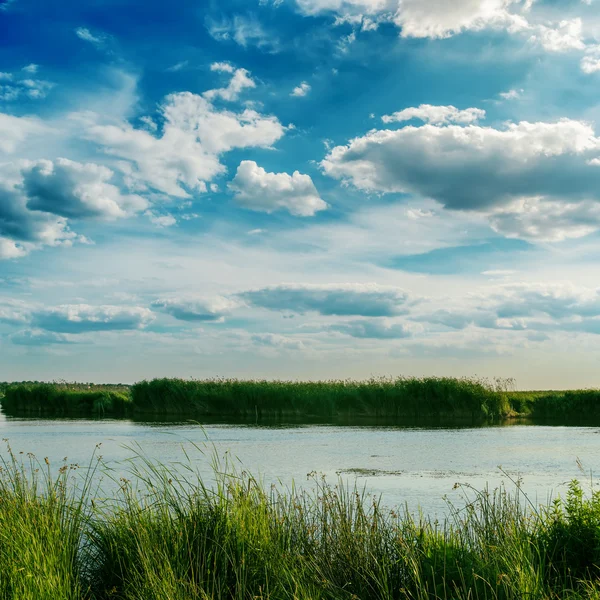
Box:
[1,411,598,517]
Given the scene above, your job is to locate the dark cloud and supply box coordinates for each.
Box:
[240,283,410,317]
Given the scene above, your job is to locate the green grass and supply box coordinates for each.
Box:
[3,377,600,423]
[1,444,600,599]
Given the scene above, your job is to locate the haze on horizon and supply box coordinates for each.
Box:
[2,0,600,389]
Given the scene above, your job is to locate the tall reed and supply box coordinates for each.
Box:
[2,442,599,599]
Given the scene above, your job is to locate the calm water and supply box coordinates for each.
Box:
[1,410,599,517]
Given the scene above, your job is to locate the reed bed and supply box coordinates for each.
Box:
[1,444,600,599]
[1,382,131,417]
[2,378,600,422]
[130,377,505,421]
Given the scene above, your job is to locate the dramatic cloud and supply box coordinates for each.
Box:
[382,105,485,125]
[229,161,327,216]
[31,304,154,333]
[332,318,413,338]
[204,65,256,102]
[151,296,239,322]
[0,182,76,259]
[22,159,148,220]
[322,114,600,240]
[240,283,410,316]
[81,92,286,198]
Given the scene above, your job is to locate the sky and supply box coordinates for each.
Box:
[1,0,600,388]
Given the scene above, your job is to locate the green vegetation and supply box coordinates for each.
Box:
[2,377,600,422]
[130,376,505,420]
[1,382,131,417]
[1,445,600,599]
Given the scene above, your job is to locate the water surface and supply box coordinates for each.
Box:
[1,411,598,517]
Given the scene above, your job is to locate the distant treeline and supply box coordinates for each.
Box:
[2,377,600,423]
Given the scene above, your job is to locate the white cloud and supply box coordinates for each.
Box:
[0,65,54,101]
[147,212,177,227]
[321,115,600,240]
[206,14,279,51]
[291,81,311,97]
[166,60,189,72]
[22,158,148,220]
[79,92,286,198]
[229,160,327,216]
[0,113,50,153]
[204,66,256,102]
[393,0,530,39]
[489,197,600,241]
[581,45,600,73]
[499,88,524,100]
[32,304,155,333]
[331,318,414,339]
[210,62,235,73]
[382,104,485,125]
[10,328,77,346]
[152,296,239,322]
[530,18,585,52]
[75,27,105,46]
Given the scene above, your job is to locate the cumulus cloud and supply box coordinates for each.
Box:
[229,161,327,216]
[321,114,600,241]
[530,18,585,52]
[331,318,413,338]
[0,182,76,258]
[291,82,311,97]
[204,66,256,102]
[80,92,286,198]
[22,158,148,220]
[294,0,529,38]
[393,0,529,39]
[31,304,154,333]
[240,283,410,316]
[382,105,485,125]
[152,296,239,322]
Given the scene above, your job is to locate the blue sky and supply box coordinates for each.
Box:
[2,0,600,388]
